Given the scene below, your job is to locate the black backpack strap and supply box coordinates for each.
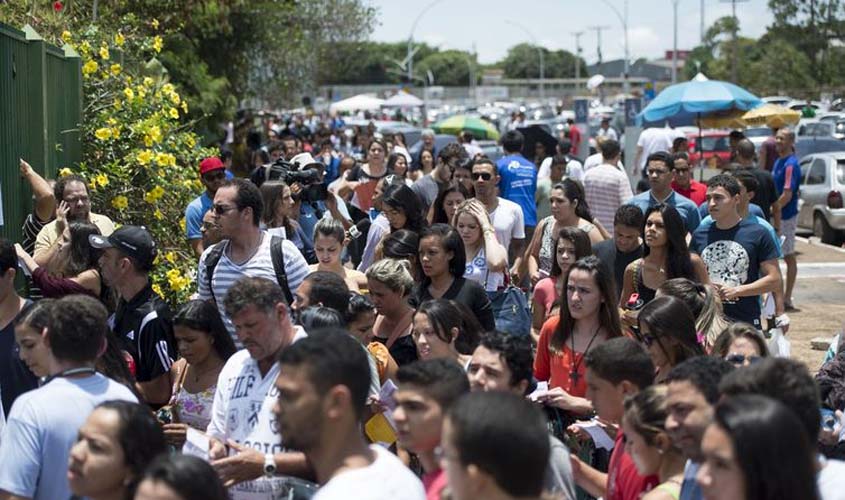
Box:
[204,242,226,304]
[270,236,293,305]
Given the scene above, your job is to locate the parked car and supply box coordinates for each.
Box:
[687,130,731,168]
[795,137,845,160]
[796,152,845,245]
[800,121,837,139]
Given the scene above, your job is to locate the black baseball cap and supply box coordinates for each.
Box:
[89,225,157,268]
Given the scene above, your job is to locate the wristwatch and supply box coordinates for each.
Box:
[263,453,276,477]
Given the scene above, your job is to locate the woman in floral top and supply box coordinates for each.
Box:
[162,300,237,448]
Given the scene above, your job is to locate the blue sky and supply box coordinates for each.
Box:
[365,0,774,64]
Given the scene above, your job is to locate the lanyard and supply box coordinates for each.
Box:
[43,367,97,385]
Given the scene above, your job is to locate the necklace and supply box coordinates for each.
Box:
[569,324,603,384]
[190,362,221,383]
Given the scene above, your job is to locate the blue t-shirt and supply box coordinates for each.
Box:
[496,154,538,227]
[627,190,701,234]
[690,217,779,328]
[772,154,801,220]
[680,461,703,500]
[699,214,783,258]
[185,192,213,240]
[698,201,764,220]
[0,374,137,500]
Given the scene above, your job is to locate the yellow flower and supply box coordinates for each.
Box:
[136,86,147,99]
[82,60,99,76]
[143,77,154,88]
[59,167,73,177]
[144,191,156,204]
[113,99,123,110]
[151,19,160,30]
[153,36,163,53]
[154,209,164,220]
[181,100,188,113]
[148,125,162,144]
[164,251,176,264]
[168,107,179,120]
[151,185,165,199]
[111,127,121,139]
[107,118,117,126]
[162,83,175,94]
[182,179,194,188]
[123,87,135,101]
[154,152,170,165]
[137,149,153,166]
[99,45,110,60]
[61,31,72,43]
[111,195,128,210]
[79,40,91,55]
[151,283,163,297]
[110,63,121,76]
[95,173,109,187]
[168,91,181,105]
[114,32,125,47]
[186,135,196,149]
[179,217,187,232]
[94,127,112,141]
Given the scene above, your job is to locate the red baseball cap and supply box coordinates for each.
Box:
[199,157,225,175]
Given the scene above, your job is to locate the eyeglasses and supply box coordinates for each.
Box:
[725,353,762,366]
[212,204,237,215]
[472,172,493,181]
[647,169,670,176]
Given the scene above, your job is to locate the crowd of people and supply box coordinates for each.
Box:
[1,112,841,500]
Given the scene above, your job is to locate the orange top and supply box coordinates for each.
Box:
[533,315,588,397]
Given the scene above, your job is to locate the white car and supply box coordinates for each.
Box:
[797,152,845,245]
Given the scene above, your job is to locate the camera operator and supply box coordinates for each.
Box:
[288,152,353,242]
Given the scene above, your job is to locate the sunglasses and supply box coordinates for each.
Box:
[212,204,237,215]
[472,172,493,181]
[725,353,762,366]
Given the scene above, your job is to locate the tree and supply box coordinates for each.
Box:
[416,50,478,86]
[768,0,845,84]
[501,43,587,79]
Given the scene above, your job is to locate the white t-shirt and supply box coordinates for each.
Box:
[596,127,618,141]
[0,374,137,500]
[538,157,584,182]
[636,127,678,168]
[464,246,504,292]
[488,197,525,252]
[818,456,845,500]
[313,445,425,500]
[206,329,306,500]
[197,233,309,345]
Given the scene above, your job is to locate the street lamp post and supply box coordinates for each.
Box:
[407,0,445,84]
[672,0,679,83]
[599,0,629,93]
[506,20,545,101]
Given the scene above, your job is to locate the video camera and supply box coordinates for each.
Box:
[252,158,327,203]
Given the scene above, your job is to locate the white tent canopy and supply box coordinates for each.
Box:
[382,91,424,108]
[329,94,385,112]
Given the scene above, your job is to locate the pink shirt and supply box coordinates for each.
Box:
[423,469,448,500]
[533,276,559,319]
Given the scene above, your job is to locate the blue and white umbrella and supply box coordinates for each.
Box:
[638,73,763,125]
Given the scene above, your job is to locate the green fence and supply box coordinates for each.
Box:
[0,22,82,244]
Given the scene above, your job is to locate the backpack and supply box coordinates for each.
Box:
[204,235,293,305]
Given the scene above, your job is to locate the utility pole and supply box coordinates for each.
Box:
[700,0,705,44]
[720,0,749,83]
[572,31,584,93]
[589,25,611,66]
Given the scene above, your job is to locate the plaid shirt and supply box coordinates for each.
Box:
[584,163,634,237]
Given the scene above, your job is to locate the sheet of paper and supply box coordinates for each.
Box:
[182,427,210,460]
[573,419,616,451]
[528,381,549,402]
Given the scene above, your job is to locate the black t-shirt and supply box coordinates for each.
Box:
[736,166,778,221]
[593,239,643,298]
[0,301,38,416]
[373,334,418,367]
[690,218,779,328]
[110,283,175,383]
[413,277,496,332]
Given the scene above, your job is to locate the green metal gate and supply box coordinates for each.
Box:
[0,22,82,244]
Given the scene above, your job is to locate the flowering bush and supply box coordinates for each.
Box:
[60,20,214,305]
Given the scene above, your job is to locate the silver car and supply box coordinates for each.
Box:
[797,153,845,245]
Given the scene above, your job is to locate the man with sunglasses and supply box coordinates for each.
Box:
[471,158,525,278]
[186,157,230,257]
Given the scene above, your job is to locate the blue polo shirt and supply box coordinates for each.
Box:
[772,154,801,220]
[627,190,701,234]
[496,154,538,227]
[185,192,213,240]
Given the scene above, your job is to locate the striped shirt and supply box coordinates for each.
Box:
[197,232,309,345]
[584,163,634,237]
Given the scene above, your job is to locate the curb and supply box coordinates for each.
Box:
[797,236,845,254]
